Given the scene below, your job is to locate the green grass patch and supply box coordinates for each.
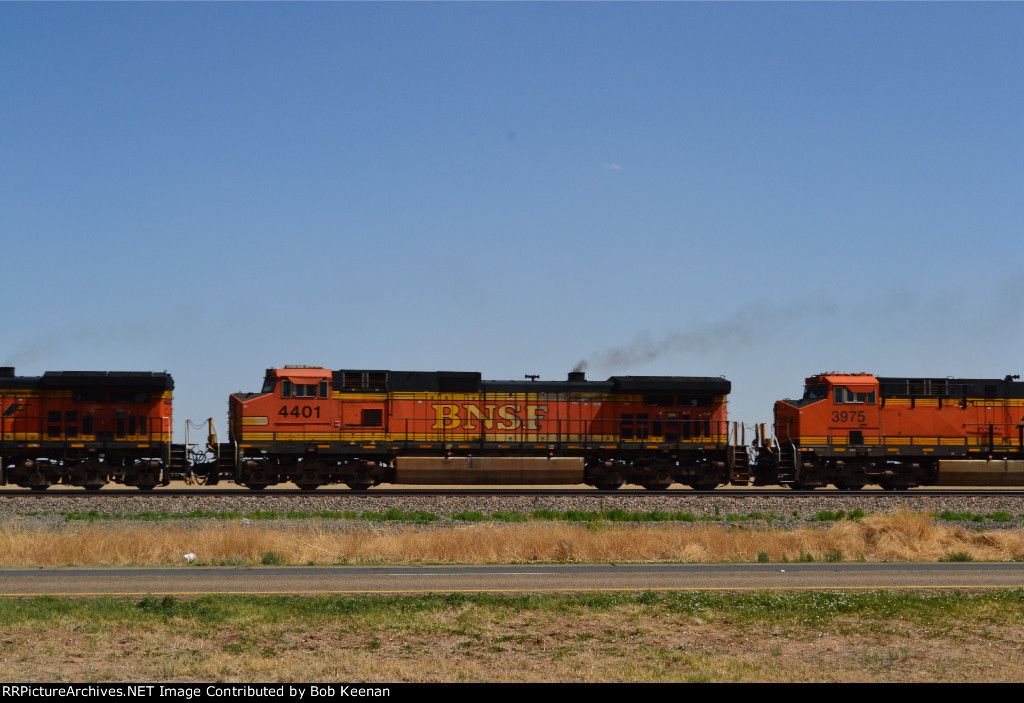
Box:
[936,510,1020,524]
[62,509,362,521]
[62,507,722,523]
[811,508,866,522]
[360,508,442,522]
[1,590,1024,631]
[70,506,1009,527]
[260,551,287,566]
[940,552,974,562]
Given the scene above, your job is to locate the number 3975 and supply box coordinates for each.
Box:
[831,410,865,423]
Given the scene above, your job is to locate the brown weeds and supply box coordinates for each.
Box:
[3,512,1024,566]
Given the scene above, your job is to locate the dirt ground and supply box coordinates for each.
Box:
[2,602,1022,682]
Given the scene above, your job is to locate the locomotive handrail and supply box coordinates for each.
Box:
[162,416,171,467]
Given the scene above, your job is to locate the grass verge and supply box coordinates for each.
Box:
[4,590,1024,682]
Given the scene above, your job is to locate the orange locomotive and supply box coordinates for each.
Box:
[227,366,748,490]
[762,372,1024,489]
[0,367,175,490]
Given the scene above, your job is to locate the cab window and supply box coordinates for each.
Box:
[293,384,318,398]
[833,387,876,405]
[803,385,827,401]
[281,380,328,399]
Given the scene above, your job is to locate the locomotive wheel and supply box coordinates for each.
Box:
[245,483,269,491]
[295,483,320,491]
[787,482,816,490]
[84,485,102,492]
[594,481,623,491]
[879,482,911,491]
[346,479,374,491]
[642,482,671,491]
[834,480,865,491]
[136,484,157,491]
[29,485,50,492]
[690,482,718,491]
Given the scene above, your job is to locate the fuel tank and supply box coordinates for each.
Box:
[394,456,584,485]
[936,459,1024,486]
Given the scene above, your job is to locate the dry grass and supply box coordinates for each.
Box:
[2,512,1023,566]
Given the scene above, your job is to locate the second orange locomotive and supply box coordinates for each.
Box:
[228,366,747,490]
[763,372,1024,489]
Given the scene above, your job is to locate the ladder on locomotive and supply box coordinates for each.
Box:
[775,442,798,486]
[728,444,750,485]
[726,422,751,485]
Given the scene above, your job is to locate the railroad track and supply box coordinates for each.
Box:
[5,488,1024,498]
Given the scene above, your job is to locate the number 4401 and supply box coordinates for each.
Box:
[279,405,321,418]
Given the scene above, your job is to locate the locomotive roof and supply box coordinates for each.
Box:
[877,375,1024,399]
[331,369,729,394]
[797,372,1024,400]
[610,376,731,393]
[809,373,877,385]
[0,368,173,391]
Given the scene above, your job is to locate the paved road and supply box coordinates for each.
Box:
[3,563,1024,597]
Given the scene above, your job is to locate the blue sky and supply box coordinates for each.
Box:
[3,2,1022,432]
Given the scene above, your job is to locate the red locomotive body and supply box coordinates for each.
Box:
[0,367,174,490]
[228,366,746,490]
[767,372,1024,489]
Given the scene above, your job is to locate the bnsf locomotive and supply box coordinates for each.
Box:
[759,372,1024,490]
[228,367,745,491]
[1,364,1022,491]
[0,367,174,490]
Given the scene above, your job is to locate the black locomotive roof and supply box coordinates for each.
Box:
[0,367,40,390]
[878,375,1024,400]
[336,369,729,395]
[0,368,173,391]
[610,376,731,394]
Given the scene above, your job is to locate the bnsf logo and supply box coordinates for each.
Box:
[431,404,548,431]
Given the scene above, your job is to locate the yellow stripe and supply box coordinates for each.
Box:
[239,431,727,445]
[0,434,170,443]
[884,397,1024,408]
[800,435,1022,448]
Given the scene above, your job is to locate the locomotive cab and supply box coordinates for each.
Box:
[775,373,880,446]
[229,366,335,444]
[769,373,882,489]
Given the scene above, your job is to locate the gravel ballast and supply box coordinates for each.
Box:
[5,489,1024,531]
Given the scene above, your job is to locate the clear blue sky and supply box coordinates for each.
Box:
[3,2,1022,432]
